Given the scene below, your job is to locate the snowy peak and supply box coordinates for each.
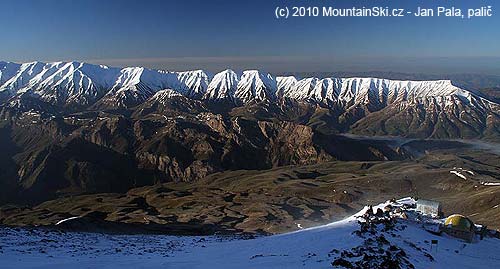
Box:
[204,69,278,103]
[29,62,120,105]
[96,67,174,108]
[0,61,121,106]
[152,88,183,100]
[235,70,277,103]
[0,61,46,93]
[112,67,176,90]
[176,70,212,98]
[205,69,240,101]
[105,68,210,108]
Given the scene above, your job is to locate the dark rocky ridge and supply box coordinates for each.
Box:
[0,97,408,205]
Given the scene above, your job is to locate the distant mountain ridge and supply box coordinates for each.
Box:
[1,61,499,140]
[0,61,495,107]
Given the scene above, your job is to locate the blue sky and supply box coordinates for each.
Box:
[1,0,499,74]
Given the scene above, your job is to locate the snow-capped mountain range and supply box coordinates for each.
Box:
[1,61,499,140]
[1,61,496,110]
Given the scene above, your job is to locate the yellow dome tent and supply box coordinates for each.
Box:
[443,214,475,242]
[445,214,473,231]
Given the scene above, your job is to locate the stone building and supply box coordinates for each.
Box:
[416,199,442,218]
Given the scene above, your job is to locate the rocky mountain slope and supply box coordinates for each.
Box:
[0,105,402,204]
[2,149,499,234]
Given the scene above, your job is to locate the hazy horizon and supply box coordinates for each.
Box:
[3,56,500,76]
[2,0,499,74]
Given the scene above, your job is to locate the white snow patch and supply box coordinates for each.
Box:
[450,170,467,180]
[55,216,81,225]
[482,182,500,186]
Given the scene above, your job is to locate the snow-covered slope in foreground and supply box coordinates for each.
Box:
[1,198,499,269]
